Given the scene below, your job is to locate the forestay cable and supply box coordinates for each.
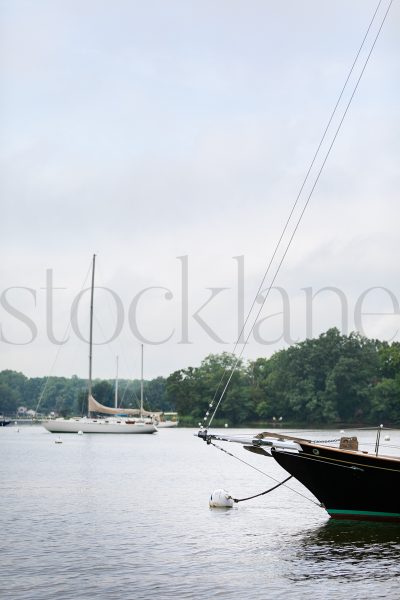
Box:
[204,0,386,425]
[204,0,393,430]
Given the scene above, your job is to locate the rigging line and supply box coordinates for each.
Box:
[119,356,143,409]
[117,371,142,409]
[118,358,139,407]
[210,441,320,506]
[95,262,130,366]
[88,263,140,409]
[117,362,141,408]
[119,380,129,407]
[93,265,145,411]
[273,426,391,432]
[356,442,400,450]
[205,0,385,420]
[93,315,116,360]
[90,262,127,368]
[35,260,93,415]
[119,379,134,407]
[206,0,393,429]
[344,425,395,431]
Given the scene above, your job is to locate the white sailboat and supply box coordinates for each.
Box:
[42,255,157,434]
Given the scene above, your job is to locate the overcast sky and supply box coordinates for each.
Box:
[1,0,399,381]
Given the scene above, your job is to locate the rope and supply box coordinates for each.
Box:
[232,475,293,503]
[35,260,93,416]
[204,0,393,430]
[210,441,320,507]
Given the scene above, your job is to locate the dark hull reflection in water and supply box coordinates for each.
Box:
[288,520,400,583]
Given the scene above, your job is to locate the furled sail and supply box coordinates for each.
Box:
[88,395,160,417]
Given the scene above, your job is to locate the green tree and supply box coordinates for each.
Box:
[144,377,168,411]
[92,380,114,407]
[369,376,400,424]
[378,342,400,379]
[0,383,19,415]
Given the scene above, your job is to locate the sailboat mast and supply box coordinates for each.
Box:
[115,355,119,409]
[88,254,96,416]
[140,344,144,419]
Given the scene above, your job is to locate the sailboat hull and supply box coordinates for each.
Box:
[156,421,178,428]
[271,442,400,522]
[42,419,157,434]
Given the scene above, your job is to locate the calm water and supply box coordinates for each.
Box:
[1,426,399,599]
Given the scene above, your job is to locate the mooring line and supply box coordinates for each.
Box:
[210,441,320,507]
[232,475,293,503]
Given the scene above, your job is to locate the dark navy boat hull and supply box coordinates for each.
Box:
[271,442,400,522]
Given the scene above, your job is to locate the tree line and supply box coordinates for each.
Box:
[0,371,171,418]
[1,328,400,426]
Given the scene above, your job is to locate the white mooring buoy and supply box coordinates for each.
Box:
[384,435,391,441]
[209,489,234,508]
[78,430,83,435]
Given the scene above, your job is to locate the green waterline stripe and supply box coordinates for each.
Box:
[327,509,400,518]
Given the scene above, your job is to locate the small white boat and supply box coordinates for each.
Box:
[155,412,179,428]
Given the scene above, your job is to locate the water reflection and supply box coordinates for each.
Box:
[287,519,400,582]
[306,519,400,548]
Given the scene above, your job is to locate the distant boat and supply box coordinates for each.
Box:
[0,416,11,427]
[42,255,157,435]
[155,412,179,428]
